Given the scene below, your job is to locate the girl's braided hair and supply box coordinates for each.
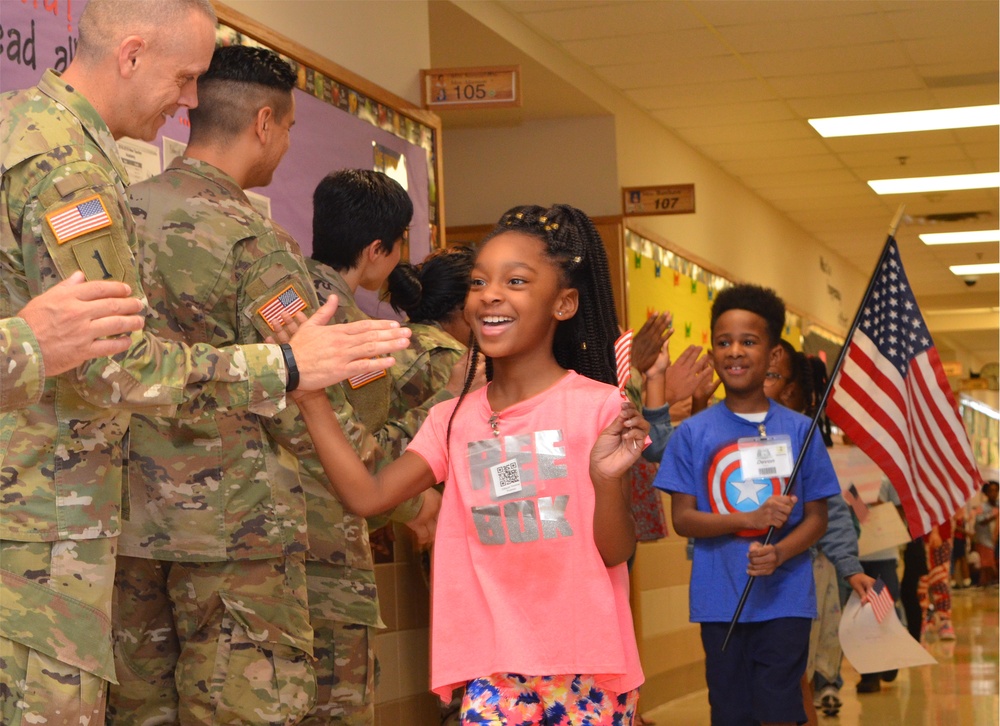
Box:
[446,204,620,443]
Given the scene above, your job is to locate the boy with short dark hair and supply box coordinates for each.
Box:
[654,283,838,726]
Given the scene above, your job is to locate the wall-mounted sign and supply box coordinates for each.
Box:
[941,361,964,377]
[421,66,520,110]
[623,184,696,216]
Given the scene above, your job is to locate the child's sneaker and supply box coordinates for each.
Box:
[938,618,956,640]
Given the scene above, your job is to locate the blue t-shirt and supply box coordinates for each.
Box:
[654,401,840,622]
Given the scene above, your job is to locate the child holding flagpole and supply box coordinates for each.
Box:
[654,284,840,726]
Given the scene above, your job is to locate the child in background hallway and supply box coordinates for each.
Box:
[386,244,481,417]
[655,284,839,726]
[766,342,876,715]
[291,204,647,725]
[951,507,971,589]
[973,480,999,586]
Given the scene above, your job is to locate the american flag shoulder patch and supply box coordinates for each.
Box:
[257,283,309,331]
[348,367,387,389]
[45,194,113,244]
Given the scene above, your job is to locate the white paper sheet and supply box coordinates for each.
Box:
[839,591,936,674]
[857,501,912,557]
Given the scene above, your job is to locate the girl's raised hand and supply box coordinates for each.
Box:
[590,399,650,480]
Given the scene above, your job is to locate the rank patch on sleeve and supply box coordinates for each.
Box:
[258,284,309,330]
[45,194,112,244]
[347,367,387,389]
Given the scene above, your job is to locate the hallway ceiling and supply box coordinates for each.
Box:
[429,0,999,366]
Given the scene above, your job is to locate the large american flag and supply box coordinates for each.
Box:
[826,238,981,538]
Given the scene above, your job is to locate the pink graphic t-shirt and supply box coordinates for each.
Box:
[407,371,644,700]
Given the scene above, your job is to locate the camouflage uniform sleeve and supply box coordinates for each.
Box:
[15,163,287,418]
[0,317,43,412]
[365,346,463,526]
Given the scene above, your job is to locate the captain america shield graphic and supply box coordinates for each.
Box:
[707,442,781,537]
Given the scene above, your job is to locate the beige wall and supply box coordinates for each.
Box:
[224,0,431,105]
[443,116,620,224]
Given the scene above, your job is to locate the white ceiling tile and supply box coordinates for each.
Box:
[905,37,1000,68]
[515,1,702,42]
[880,1,999,41]
[721,154,850,176]
[692,0,881,25]
[561,27,727,66]
[786,89,941,117]
[677,119,815,145]
[713,13,895,53]
[767,67,925,98]
[738,168,860,189]
[696,137,835,161]
[597,55,754,90]
[652,100,796,128]
[626,78,777,108]
[747,42,909,77]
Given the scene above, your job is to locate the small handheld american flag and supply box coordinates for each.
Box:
[843,484,871,524]
[869,577,894,624]
[614,330,633,398]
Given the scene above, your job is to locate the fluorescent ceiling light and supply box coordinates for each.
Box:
[809,105,1000,137]
[950,263,1000,276]
[920,230,1000,245]
[868,173,1000,195]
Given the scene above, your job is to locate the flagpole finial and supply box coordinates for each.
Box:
[888,204,906,237]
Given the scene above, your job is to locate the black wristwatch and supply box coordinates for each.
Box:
[279,343,299,392]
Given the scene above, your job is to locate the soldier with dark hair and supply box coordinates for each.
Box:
[107,45,406,725]
[0,1,407,721]
[301,170,464,725]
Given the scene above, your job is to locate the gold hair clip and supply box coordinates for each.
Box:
[573,255,582,263]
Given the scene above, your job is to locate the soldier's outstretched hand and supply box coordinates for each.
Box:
[287,296,411,391]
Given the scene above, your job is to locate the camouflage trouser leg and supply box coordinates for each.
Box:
[173,553,315,725]
[108,557,180,725]
[0,538,117,726]
[299,619,375,725]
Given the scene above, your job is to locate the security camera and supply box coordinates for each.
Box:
[964,276,979,287]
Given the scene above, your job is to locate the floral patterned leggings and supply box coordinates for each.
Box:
[460,673,638,725]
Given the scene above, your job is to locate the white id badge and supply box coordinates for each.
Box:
[737,435,794,480]
[490,459,523,497]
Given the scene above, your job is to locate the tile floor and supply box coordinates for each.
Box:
[642,586,999,726]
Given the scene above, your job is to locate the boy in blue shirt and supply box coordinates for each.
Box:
[654,284,839,726]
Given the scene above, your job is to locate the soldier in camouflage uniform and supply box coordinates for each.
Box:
[0,3,409,723]
[0,274,143,412]
[107,46,340,725]
[301,171,478,725]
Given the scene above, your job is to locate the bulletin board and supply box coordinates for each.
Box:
[0,0,445,266]
[624,228,804,366]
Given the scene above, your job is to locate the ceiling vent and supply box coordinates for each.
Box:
[910,211,994,224]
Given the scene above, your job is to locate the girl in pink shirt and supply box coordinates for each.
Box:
[294,204,647,725]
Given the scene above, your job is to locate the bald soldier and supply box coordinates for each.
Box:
[0,1,408,722]
[1,273,144,412]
